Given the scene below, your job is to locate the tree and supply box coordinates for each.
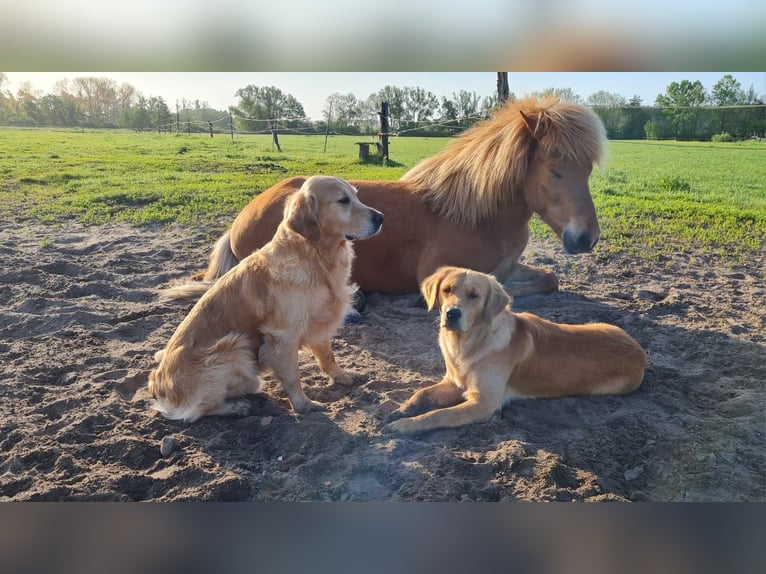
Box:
[587,90,628,138]
[709,74,765,139]
[655,80,707,139]
[323,92,367,134]
[623,95,650,139]
[533,87,583,104]
[439,96,458,122]
[451,89,481,126]
[233,85,306,130]
[402,86,438,126]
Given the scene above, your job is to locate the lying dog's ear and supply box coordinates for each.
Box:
[483,278,511,322]
[286,191,320,241]
[421,267,449,312]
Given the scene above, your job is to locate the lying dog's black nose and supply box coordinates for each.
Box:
[445,308,462,323]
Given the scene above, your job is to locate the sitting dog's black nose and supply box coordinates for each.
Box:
[371,211,384,228]
[445,308,462,323]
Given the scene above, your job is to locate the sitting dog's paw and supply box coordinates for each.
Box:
[332,369,358,387]
[292,398,327,413]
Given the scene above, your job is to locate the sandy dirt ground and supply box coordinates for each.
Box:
[1,221,763,501]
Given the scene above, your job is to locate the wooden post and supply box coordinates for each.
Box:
[187,120,191,135]
[497,72,510,103]
[271,123,282,152]
[324,101,332,153]
[208,121,213,138]
[229,112,234,140]
[379,101,389,161]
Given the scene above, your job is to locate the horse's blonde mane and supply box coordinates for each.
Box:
[400,97,607,227]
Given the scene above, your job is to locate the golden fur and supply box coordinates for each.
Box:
[385,267,646,433]
[402,96,607,227]
[181,97,606,298]
[148,176,383,422]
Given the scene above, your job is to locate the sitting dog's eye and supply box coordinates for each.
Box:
[468,292,479,300]
[338,196,350,204]
[443,286,452,294]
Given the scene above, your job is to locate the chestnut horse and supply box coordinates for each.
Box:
[186,97,606,297]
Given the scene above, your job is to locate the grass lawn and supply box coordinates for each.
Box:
[1,128,763,264]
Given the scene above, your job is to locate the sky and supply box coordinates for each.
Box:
[4,72,765,120]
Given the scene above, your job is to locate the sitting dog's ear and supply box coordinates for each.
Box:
[421,267,449,312]
[483,278,511,322]
[286,190,320,241]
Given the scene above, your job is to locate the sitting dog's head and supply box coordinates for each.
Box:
[421,267,510,333]
[285,176,384,242]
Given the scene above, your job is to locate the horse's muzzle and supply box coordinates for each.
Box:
[562,229,598,254]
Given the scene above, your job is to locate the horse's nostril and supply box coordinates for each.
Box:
[563,229,593,254]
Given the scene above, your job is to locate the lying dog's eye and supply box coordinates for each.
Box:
[443,286,452,294]
[468,292,479,300]
[338,196,350,204]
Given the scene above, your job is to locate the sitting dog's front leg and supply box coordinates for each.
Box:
[261,336,324,412]
[308,340,354,386]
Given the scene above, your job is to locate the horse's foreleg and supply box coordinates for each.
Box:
[495,260,559,296]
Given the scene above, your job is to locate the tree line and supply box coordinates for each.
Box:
[0,73,763,141]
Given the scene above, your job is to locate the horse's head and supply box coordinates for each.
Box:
[520,110,602,254]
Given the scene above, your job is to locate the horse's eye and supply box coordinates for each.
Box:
[338,196,350,204]
[549,169,562,180]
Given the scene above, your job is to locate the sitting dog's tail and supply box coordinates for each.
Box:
[157,280,215,303]
[160,231,239,303]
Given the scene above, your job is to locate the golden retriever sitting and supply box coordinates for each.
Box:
[385,266,646,433]
[148,176,384,422]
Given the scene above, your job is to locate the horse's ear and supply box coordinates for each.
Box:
[483,276,511,322]
[519,110,539,138]
[286,190,320,241]
[421,267,449,312]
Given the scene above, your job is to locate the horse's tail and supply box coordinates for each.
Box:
[160,231,239,303]
[202,231,239,281]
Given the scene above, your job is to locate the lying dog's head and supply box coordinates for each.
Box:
[421,267,510,333]
[285,176,384,242]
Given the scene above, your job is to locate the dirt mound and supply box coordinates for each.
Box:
[1,222,763,501]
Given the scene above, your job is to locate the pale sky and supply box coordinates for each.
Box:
[4,72,765,120]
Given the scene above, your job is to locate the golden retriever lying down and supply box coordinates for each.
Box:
[148,176,384,422]
[385,266,646,433]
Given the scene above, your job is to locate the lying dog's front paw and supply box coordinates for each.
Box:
[383,417,417,434]
[384,408,406,424]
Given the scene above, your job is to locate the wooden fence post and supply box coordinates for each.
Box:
[229,112,234,140]
[379,101,389,161]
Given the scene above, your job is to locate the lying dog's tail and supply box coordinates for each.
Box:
[202,231,239,281]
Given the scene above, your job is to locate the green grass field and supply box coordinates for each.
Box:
[0,128,763,264]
